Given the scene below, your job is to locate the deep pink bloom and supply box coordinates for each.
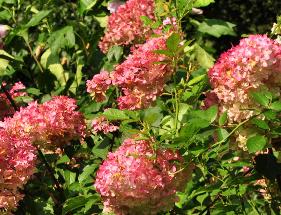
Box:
[1,96,86,150]
[95,138,192,215]
[208,35,281,122]
[99,0,155,53]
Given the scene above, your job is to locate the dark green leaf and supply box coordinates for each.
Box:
[62,196,88,215]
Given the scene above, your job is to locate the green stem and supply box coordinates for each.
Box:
[25,39,44,73]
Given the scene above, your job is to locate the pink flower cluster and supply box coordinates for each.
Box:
[99,0,155,53]
[0,130,36,213]
[207,35,281,122]
[92,116,119,134]
[0,82,26,121]
[88,36,173,110]
[0,96,86,150]
[86,71,112,103]
[95,138,191,215]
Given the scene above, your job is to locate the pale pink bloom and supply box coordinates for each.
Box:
[92,116,119,134]
[99,0,155,53]
[163,17,177,26]
[191,8,203,15]
[208,35,281,122]
[108,0,124,13]
[94,138,192,215]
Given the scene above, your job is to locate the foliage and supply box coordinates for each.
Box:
[0,0,280,214]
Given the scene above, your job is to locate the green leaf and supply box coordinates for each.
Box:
[48,64,69,86]
[0,58,9,76]
[140,16,153,26]
[194,43,215,69]
[250,91,271,107]
[219,111,227,126]
[176,0,194,18]
[251,118,270,130]
[92,138,110,159]
[0,49,14,60]
[56,155,70,165]
[187,74,207,86]
[69,60,83,94]
[197,19,236,38]
[142,107,163,127]
[25,10,51,28]
[217,128,229,141]
[201,105,218,123]
[166,33,181,52]
[103,108,129,121]
[270,101,281,111]
[246,135,267,153]
[78,164,97,184]
[79,0,98,14]
[0,10,12,21]
[193,0,215,7]
[60,170,76,186]
[107,45,123,62]
[153,49,174,57]
[47,26,75,53]
[26,88,42,96]
[62,196,88,215]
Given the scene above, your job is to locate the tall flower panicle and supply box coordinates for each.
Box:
[0,82,26,121]
[0,130,36,213]
[95,138,192,215]
[207,35,281,122]
[112,36,172,110]
[88,36,173,110]
[99,0,155,53]
[0,96,86,150]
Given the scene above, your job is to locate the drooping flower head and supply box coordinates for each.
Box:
[0,130,36,213]
[207,35,281,122]
[99,0,155,53]
[0,82,26,121]
[86,70,112,103]
[94,138,192,215]
[0,96,86,150]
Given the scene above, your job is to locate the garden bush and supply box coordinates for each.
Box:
[0,0,281,214]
